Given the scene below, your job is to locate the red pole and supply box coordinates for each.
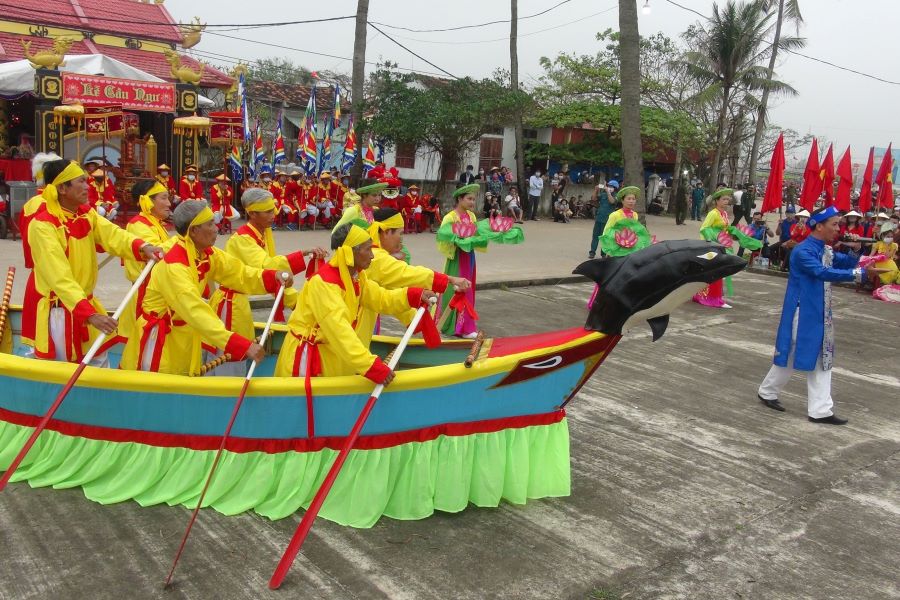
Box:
[268,299,434,590]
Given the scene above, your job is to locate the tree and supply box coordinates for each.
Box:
[247,58,314,85]
[368,69,530,198]
[618,0,644,208]
[746,0,803,194]
[350,0,370,183]
[681,0,803,189]
[510,0,526,188]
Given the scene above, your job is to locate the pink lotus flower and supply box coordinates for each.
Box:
[452,220,477,238]
[717,230,734,248]
[738,224,755,237]
[615,228,638,248]
[490,215,514,232]
[858,254,886,269]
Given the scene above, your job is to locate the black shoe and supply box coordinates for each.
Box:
[808,414,848,425]
[758,394,785,412]
[588,252,596,259]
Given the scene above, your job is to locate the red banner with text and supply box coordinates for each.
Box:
[62,73,176,112]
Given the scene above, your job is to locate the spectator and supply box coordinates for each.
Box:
[784,182,798,212]
[588,180,619,258]
[554,196,572,223]
[731,184,745,226]
[527,169,544,221]
[458,165,476,185]
[573,194,586,217]
[486,172,503,198]
[674,176,689,225]
[691,182,705,221]
[505,186,524,223]
[740,211,774,264]
[477,166,487,182]
[771,206,798,270]
[483,192,501,219]
[869,222,898,287]
[742,183,757,225]
[647,194,664,216]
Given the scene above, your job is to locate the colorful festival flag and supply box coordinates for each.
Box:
[229,144,243,182]
[302,85,318,174]
[322,121,332,172]
[835,146,853,211]
[858,147,875,214]
[362,134,376,174]
[251,119,265,177]
[273,113,286,165]
[239,72,250,142]
[798,138,821,211]
[332,84,342,129]
[342,115,357,173]
[761,132,784,213]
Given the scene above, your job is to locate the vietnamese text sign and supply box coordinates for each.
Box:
[62,73,176,112]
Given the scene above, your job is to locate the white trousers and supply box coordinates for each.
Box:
[758,309,833,418]
[37,307,109,367]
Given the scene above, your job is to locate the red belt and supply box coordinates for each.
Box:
[137,309,186,372]
[291,332,322,439]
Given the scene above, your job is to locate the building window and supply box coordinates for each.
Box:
[395,142,416,169]
[479,137,503,173]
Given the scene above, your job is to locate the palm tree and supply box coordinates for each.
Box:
[746,0,803,195]
[618,0,644,209]
[350,0,370,182]
[682,0,803,189]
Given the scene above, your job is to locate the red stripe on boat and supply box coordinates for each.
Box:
[487,326,594,358]
[0,407,565,454]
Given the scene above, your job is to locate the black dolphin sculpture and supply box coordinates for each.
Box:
[573,240,747,341]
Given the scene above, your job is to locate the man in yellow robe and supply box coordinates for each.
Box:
[120,201,292,376]
[210,187,327,342]
[274,223,436,382]
[21,160,162,363]
[358,208,470,346]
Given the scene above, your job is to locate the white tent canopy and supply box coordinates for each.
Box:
[0,54,213,107]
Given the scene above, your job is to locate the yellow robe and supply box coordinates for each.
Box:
[356,246,448,348]
[602,207,640,234]
[119,215,175,341]
[208,223,305,341]
[23,202,147,361]
[120,240,278,375]
[274,262,415,379]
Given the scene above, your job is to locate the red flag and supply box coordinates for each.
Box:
[798,138,821,211]
[835,146,853,211]
[858,148,875,213]
[761,133,785,213]
[820,144,835,207]
[875,143,893,211]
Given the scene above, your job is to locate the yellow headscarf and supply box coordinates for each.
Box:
[244,196,278,257]
[138,181,170,243]
[41,161,86,218]
[177,205,215,275]
[367,212,405,248]
[327,224,371,320]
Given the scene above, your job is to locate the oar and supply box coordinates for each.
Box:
[0,266,15,339]
[164,273,289,588]
[0,259,156,492]
[268,296,437,590]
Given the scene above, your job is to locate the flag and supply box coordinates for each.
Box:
[332,84,342,129]
[342,115,357,173]
[228,144,243,182]
[239,73,250,142]
[858,147,875,214]
[362,134,376,174]
[273,113,286,164]
[302,86,318,174]
[875,143,893,210]
[761,132,784,213]
[321,120,332,172]
[798,138,821,211]
[835,146,853,211]
[820,144,835,207]
[252,119,265,175]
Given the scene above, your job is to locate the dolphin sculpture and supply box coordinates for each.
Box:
[574,240,747,341]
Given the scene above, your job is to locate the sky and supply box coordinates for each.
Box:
[168,0,899,168]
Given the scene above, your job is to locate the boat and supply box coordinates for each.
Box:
[0,240,745,528]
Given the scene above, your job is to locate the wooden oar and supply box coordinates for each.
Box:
[0,266,15,340]
[164,274,289,588]
[268,297,437,590]
[0,259,156,492]
[464,330,485,368]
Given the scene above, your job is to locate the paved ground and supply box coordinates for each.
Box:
[1,270,898,599]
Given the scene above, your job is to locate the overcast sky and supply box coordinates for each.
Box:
[169,0,898,166]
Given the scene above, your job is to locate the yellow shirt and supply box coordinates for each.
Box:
[602,208,640,234]
[437,209,481,260]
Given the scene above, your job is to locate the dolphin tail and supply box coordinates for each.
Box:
[572,256,622,284]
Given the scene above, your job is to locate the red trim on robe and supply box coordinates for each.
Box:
[224,333,252,361]
[363,357,391,383]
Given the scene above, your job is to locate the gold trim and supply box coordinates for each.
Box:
[0,20,175,54]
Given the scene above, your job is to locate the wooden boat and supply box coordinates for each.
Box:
[0,240,745,527]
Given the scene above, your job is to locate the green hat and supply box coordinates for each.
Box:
[357,182,388,196]
[712,188,734,200]
[453,183,480,199]
[615,185,641,201]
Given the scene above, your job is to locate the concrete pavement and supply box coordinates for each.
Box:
[1,271,898,599]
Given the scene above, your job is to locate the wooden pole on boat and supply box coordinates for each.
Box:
[194,353,232,377]
[268,297,437,590]
[464,330,485,368]
[164,274,289,588]
[0,266,15,340]
[0,259,156,492]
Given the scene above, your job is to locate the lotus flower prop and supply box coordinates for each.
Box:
[738,224,756,237]
[451,219,477,238]
[489,215,515,232]
[858,254,886,269]
[717,230,734,248]
[614,227,638,249]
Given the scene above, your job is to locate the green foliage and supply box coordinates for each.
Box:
[247,57,315,86]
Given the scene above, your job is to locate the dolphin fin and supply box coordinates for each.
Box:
[573,256,622,285]
[647,315,669,341]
